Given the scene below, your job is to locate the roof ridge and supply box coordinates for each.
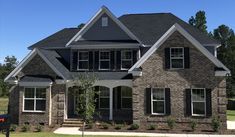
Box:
[120,12,172,17]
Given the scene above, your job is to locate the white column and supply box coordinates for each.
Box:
[109,88,113,120]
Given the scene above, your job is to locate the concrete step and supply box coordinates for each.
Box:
[63,121,83,124]
[62,123,83,127]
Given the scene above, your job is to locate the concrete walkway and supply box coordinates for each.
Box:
[54,127,234,137]
[227,121,235,130]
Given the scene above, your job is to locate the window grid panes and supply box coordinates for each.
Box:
[99,51,110,70]
[170,47,184,69]
[24,88,46,112]
[121,50,132,70]
[102,17,108,27]
[191,88,206,116]
[152,88,165,114]
[121,87,132,109]
[99,87,110,109]
[78,51,89,70]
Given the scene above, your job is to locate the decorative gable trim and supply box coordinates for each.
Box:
[4,49,66,82]
[128,23,230,76]
[66,6,142,46]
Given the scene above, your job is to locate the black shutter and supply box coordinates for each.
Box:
[133,50,137,64]
[94,86,99,109]
[94,51,99,70]
[89,51,93,71]
[72,51,78,71]
[185,89,192,116]
[165,48,170,69]
[206,89,212,117]
[110,51,115,70]
[117,87,122,109]
[146,88,151,114]
[165,88,171,115]
[116,51,121,70]
[184,47,190,68]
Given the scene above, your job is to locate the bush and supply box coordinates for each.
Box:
[101,123,109,129]
[129,124,139,130]
[114,124,122,130]
[10,124,18,132]
[211,117,220,132]
[35,124,43,132]
[147,124,156,130]
[86,124,93,129]
[167,118,175,130]
[190,120,197,131]
[21,124,30,132]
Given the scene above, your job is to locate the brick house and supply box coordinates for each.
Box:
[4,6,230,131]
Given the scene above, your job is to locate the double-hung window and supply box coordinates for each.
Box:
[24,87,46,112]
[78,51,89,70]
[121,50,132,70]
[191,88,206,116]
[99,51,110,70]
[99,87,109,109]
[121,87,132,109]
[101,17,108,27]
[170,47,184,69]
[151,88,165,115]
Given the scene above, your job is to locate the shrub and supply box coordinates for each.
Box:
[167,118,175,130]
[101,123,109,129]
[114,124,122,130]
[21,124,30,132]
[211,117,220,132]
[129,124,139,130]
[10,124,18,132]
[190,120,197,131]
[86,124,93,129]
[147,124,156,130]
[35,124,43,132]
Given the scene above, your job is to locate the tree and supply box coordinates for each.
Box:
[77,23,85,30]
[189,11,208,33]
[213,25,235,98]
[72,73,97,137]
[3,56,18,71]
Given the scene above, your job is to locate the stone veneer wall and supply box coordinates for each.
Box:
[51,84,66,126]
[9,85,20,124]
[132,31,227,131]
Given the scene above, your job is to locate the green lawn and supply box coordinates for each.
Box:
[0,97,8,114]
[0,132,147,137]
[227,110,235,121]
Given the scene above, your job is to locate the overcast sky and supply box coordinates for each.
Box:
[0,0,234,64]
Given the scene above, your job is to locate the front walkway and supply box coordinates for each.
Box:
[54,127,235,137]
[227,121,235,130]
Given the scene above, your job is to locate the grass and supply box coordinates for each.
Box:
[0,132,147,137]
[227,110,235,121]
[0,97,8,114]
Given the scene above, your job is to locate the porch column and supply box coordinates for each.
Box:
[109,88,113,120]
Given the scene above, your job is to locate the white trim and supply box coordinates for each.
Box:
[151,88,166,115]
[215,71,230,76]
[99,51,110,70]
[109,87,113,120]
[121,50,133,70]
[170,47,184,69]
[23,87,47,113]
[191,88,206,117]
[5,48,67,82]
[66,6,142,46]
[128,23,231,76]
[77,51,89,71]
[49,85,52,126]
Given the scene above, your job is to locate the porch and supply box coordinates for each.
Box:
[65,80,133,121]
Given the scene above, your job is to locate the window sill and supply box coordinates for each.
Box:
[192,114,206,117]
[22,110,46,113]
[151,113,166,116]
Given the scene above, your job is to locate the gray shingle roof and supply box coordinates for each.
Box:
[28,28,81,49]
[119,13,220,45]
[20,75,53,82]
[71,40,139,45]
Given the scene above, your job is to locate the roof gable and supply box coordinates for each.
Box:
[128,23,230,75]
[66,6,141,46]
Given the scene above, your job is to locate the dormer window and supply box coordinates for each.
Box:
[170,47,184,69]
[78,51,89,70]
[102,17,108,27]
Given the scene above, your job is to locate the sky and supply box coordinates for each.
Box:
[0,0,235,64]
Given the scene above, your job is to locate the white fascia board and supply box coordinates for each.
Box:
[66,6,142,46]
[128,23,230,75]
[19,82,53,87]
[70,44,140,49]
[37,49,66,80]
[4,49,37,82]
[215,71,231,76]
